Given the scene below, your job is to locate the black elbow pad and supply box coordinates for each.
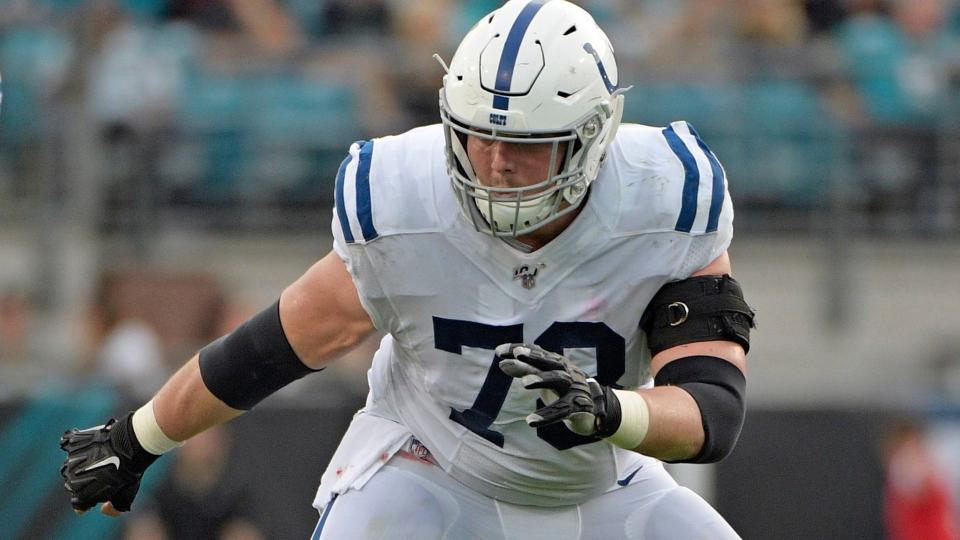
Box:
[641,274,755,356]
[654,355,746,463]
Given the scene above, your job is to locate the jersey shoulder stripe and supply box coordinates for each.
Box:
[660,121,727,235]
[334,153,353,243]
[332,126,447,246]
[355,141,377,241]
[687,123,726,233]
[335,140,378,244]
[661,124,700,233]
[601,123,732,238]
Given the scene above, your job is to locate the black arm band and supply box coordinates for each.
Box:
[199,300,319,410]
[640,274,755,356]
[654,355,746,464]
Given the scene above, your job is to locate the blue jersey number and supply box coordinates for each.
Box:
[432,317,625,450]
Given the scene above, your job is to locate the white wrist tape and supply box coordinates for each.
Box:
[132,400,185,455]
[604,389,650,450]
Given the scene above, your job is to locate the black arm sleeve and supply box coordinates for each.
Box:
[199,300,320,410]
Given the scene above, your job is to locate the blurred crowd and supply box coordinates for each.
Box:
[0,0,958,222]
[1,2,960,537]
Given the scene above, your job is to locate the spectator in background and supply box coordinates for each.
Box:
[734,0,814,79]
[835,0,959,125]
[833,0,960,231]
[86,4,183,134]
[389,0,458,127]
[738,0,810,45]
[632,0,740,82]
[123,425,265,540]
[882,417,960,540]
[165,0,239,31]
[165,0,301,58]
[890,0,960,121]
[0,291,31,363]
[300,0,408,135]
[802,0,849,34]
[0,290,39,398]
[84,272,168,404]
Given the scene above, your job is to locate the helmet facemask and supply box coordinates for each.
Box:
[440,97,619,237]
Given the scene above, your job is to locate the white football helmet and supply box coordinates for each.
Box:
[439,0,625,237]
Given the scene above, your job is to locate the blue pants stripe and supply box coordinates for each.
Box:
[311,494,338,540]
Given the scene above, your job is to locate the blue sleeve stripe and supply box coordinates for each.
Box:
[685,123,726,233]
[334,153,354,244]
[355,140,378,241]
[698,137,725,233]
[662,125,700,233]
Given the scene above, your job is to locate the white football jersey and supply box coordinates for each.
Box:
[316,121,733,508]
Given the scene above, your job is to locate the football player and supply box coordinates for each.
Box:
[60,1,754,538]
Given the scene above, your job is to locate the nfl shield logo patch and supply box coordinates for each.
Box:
[513,264,544,289]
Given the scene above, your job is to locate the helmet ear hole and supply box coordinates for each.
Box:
[570,139,583,159]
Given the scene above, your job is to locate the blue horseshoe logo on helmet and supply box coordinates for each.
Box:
[583,43,618,94]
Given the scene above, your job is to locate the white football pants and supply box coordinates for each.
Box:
[311,445,740,539]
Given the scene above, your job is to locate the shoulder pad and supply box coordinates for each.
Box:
[605,122,731,236]
[334,125,446,245]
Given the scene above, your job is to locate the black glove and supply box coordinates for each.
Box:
[497,343,621,438]
[60,412,160,513]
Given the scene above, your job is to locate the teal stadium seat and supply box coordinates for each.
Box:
[248,75,357,147]
[834,15,915,125]
[624,81,840,208]
[178,74,249,201]
[0,26,73,143]
[735,80,841,207]
[176,71,360,204]
[286,0,328,38]
[622,82,739,135]
[245,75,360,202]
[120,0,169,19]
